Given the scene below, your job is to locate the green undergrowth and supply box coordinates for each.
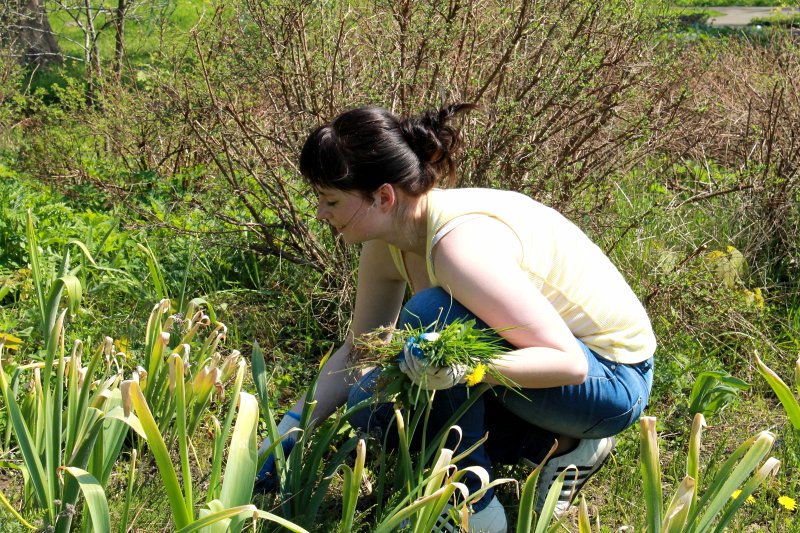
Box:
[751,11,800,26]
[3,152,798,530]
[0,164,324,377]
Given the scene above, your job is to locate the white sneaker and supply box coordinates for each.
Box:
[435,495,507,533]
[523,437,615,518]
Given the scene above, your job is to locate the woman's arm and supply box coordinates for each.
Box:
[432,217,588,388]
[289,240,407,423]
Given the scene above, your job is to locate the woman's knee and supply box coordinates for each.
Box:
[399,287,487,330]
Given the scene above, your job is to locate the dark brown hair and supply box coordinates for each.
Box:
[299,104,475,197]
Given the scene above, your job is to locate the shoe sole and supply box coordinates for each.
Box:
[524,437,617,513]
[561,437,615,505]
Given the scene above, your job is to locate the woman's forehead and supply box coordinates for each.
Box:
[314,186,341,197]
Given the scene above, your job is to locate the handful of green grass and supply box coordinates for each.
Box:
[352,318,517,394]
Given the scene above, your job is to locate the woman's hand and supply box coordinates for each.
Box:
[253,414,301,494]
[398,333,468,390]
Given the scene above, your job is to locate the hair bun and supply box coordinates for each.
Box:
[401,104,475,161]
[400,103,476,187]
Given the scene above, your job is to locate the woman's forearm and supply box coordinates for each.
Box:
[484,345,588,389]
[288,337,357,425]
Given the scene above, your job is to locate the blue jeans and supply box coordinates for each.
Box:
[347,287,654,510]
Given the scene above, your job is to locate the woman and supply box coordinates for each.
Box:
[255,104,655,532]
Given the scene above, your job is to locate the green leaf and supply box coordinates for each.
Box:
[180,504,310,533]
[577,497,592,533]
[119,449,138,533]
[373,486,453,533]
[66,239,98,266]
[124,380,192,528]
[97,390,130,486]
[661,476,694,533]
[250,340,270,416]
[640,416,663,533]
[61,467,111,533]
[138,243,168,301]
[0,359,50,522]
[688,371,749,417]
[218,392,259,533]
[339,439,366,532]
[754,352,800,430]
[207,360,245,502]
[172,355,194,515]
[0,485,36,529]
[517,440,559,533]
[688,431,774,532]
[26,209,47,340]
[105,406,147,439]
[686,413,705,509]
[534,466,572,533]
[712,457,779,533]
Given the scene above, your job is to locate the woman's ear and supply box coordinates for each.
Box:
[374,183,396,211]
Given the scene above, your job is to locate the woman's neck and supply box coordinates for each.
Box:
[382,190,429,255]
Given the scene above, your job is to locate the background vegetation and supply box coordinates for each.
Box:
[1,0,799,531]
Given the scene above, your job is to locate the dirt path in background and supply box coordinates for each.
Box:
[708,6,799,27]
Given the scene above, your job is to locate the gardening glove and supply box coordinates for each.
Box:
[399,332,468,390]
[253,412,301,494]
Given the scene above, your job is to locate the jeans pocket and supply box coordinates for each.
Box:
[581,395,643,438]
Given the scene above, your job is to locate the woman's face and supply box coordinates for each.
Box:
[315,187,377,244]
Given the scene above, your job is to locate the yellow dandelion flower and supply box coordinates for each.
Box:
[778,496,797,511]
[115,337,129,351]
[731,490,755,504]
[465,363,487,387]
[753,287,765,309]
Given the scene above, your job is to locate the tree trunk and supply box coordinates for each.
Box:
[5,0,63,65]
[113,0,126,78]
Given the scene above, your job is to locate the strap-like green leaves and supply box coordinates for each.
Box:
[754,351,800,430]
[61,467,111,533]
[217,392,258,533]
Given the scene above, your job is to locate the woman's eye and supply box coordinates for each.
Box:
[326,201,338,207]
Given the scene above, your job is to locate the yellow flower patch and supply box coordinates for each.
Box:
[465,363,487,387]
[778,495,797,511]
[731,489,755,504]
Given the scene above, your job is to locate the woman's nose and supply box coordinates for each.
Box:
[315,204,327,221]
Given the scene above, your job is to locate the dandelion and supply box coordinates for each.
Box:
[114,337,129,354]
[742,288,765,310]
[778,495,797,511]
[753,287,765,309]
[731,489,755,504]
[465,363,487,386]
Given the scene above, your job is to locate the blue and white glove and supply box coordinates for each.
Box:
[253,412,301,494]
[398,332,468,390]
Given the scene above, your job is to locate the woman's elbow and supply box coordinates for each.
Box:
[567,350,589,385]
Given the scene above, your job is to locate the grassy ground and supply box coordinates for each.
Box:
[669,6,726,17]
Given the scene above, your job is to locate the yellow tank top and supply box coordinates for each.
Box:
[387,188,656,364]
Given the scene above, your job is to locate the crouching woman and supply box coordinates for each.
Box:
[255,104,655,533]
